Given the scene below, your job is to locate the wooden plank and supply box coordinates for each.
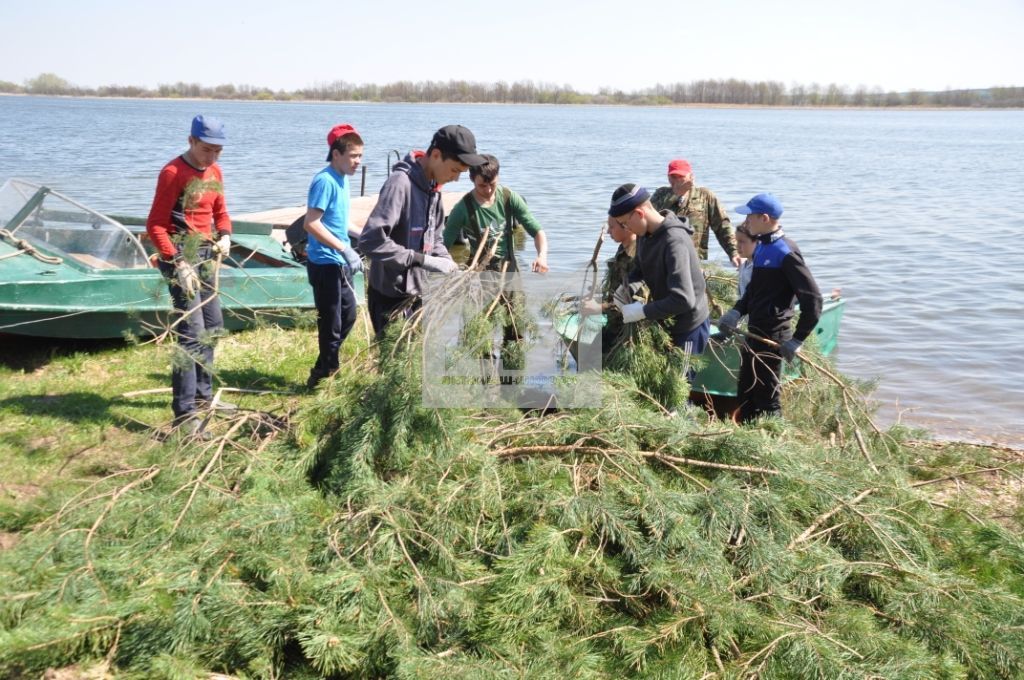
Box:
[232,205,305,227]
[236,192,464,242]
[69,253,117,269]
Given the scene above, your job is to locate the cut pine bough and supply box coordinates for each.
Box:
[2,267,1022,678]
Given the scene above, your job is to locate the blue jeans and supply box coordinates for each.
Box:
[157,245,223,420]
[307,262,358,378]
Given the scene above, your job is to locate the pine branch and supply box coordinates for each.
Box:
[491,444,779,475]
[168,415,250,537]
[788,487,876,549]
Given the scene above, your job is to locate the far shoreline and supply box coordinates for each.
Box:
[1,92,1020,112]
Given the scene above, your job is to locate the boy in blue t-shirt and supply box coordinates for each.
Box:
[302,123,365,390]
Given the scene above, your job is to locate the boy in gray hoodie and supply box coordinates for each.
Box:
[359,125,485,336]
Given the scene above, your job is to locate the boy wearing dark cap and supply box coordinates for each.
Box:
[716,193,822,423]
[302,124,365,390]
[651,159,739,266]
[359,124,485,336]
[146,114,234,435]
[607,183,711,357]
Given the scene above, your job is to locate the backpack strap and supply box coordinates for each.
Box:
[501,187,520,272]
[461,191,483,257]
[461,191,479,239]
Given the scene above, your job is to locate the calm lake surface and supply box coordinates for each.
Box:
[2,96,1022,444]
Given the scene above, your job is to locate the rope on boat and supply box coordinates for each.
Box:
[0,295,157,333]
[0,228,64,265]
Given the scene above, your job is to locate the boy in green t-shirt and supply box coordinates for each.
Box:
[442,154,548,273]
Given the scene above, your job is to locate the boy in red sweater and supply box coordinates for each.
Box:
[146,115,234,435]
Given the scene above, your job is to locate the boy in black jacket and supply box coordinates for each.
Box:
[716,193,821,422]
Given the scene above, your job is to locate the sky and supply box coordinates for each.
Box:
[1,0,1022,93]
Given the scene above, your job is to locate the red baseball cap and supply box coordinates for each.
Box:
[667,159,693,176]
[326,123,362,161]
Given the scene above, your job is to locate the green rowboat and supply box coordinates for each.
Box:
[693,297,845,397]
[0,179,361,339]
[555,297,846,400]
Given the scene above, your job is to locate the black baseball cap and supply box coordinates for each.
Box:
[431,125,485,166]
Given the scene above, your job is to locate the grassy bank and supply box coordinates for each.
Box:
[1,314,1022,678]
[0,320,370,549]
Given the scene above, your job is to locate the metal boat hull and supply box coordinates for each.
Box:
[0,180,362,339]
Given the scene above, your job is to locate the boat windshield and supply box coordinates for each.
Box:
[0,179,150,270]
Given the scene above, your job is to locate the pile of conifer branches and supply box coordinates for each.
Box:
[2,269,1023,678]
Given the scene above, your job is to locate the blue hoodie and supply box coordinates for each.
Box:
[358,152,452,298]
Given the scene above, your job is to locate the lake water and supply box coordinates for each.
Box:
[1,96,1022,444]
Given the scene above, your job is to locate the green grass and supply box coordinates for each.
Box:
[0,314,372,538]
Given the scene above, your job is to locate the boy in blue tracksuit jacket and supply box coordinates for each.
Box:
[716,193,821,423]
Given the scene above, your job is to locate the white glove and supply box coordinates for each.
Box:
[215,234,231,256]
[621,301,646,324]
[174,259,201,299]
[340,246,363,274]
[422,255,458,274]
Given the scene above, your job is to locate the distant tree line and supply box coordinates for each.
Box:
[2,72,1023,108]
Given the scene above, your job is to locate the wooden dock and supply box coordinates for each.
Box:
[236,193,464,241]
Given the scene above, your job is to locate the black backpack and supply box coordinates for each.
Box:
[285,215,363,264]
[285,215,308,263]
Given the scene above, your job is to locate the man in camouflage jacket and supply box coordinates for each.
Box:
[650,159,740,267]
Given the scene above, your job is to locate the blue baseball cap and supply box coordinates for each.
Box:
[735,193,783,219]
[190,115,227,145]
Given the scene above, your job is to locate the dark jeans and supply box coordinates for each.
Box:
[307,262,358,379]
[738,331,789,423]
[157,246,223,420]
[480,269,525,374]
[498,289,526,370]
[367,286,419,339]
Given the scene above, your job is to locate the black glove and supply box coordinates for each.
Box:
[780,338,802,362]
[716,309,741,337]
